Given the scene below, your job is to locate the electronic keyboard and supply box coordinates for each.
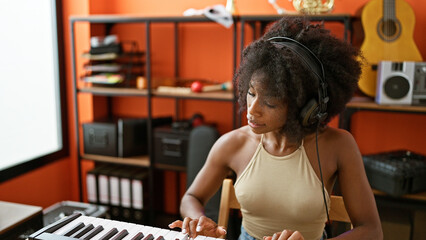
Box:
[29,213,220,240]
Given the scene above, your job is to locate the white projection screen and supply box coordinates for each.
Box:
[0,0,67,182]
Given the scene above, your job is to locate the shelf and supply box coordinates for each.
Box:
[70,14,230,24]
[79,86,149,96]
[346,100,426,113]
[154,163,186,172]
[339,98,426,131]
[373,189,426,202]
[239,13,352,21]
[82,154,150,167]
[153,89,234,101]
[78,86,234,100]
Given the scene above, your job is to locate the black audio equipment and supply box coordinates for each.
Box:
[413,62,426,105]
[83,117,172,157]
[363,150,426,197]
[154,127,191,166]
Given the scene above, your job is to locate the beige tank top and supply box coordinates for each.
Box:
[234,136,330,240]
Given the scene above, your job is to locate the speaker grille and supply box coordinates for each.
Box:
[384,76,410,99]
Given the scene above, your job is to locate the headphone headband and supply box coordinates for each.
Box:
[267,36,329,126]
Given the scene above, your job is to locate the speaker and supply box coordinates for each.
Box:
[413,62,426,105]
[376,61,415,105]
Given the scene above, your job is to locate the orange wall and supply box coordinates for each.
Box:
[1,0,425,212]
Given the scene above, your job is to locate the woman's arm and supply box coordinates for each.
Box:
[169,131,242,238]
[330,130,383,240]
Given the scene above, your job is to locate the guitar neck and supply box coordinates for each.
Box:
[383,0,396,20]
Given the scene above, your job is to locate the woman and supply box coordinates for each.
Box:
[169,17,383,240]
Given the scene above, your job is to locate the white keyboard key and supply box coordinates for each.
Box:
[194,235,207,240]
[162,230,179,240]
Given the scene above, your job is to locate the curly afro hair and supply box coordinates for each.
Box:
[233,17,361,142]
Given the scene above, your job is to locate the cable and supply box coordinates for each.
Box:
[316,121,330,225]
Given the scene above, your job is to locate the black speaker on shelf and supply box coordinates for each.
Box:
[83,117,172,157]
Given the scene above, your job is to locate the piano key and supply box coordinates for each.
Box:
[131,225,160,240]
[70,223,94,238]
[152,229,170,240]
[155,228,170,236]
[130,232,144,240]
[81,225,105,240]
[29,212,82,239]
[62,222,85,236]
[77,216,106,238]
[53,218,84,235]
[53,215,98,236]
[110,229,129,240]
[162,230,178,240]
[30,214,221,240]
[142,233,154,240]
[174,232,189,240]
[121,224,147,240]
[193,235,207,240]
[86,217,122,240]
[97,227,119,240]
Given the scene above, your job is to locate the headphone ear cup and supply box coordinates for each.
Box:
[300,98,319,127]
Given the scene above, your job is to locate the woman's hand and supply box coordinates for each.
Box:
[263,230,305,240]
[168,216,227,239]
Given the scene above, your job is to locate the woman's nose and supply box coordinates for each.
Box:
[248,98,261,117]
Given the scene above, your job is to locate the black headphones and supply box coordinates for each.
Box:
[267,36,329,127]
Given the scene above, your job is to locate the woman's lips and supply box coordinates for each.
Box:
[248,119,265,128]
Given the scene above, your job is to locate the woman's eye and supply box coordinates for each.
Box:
[265,102,276,108]
[247,91,255,97]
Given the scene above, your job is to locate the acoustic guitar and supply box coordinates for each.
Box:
[358,0,423,97]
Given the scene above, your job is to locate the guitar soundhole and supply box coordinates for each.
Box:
[377,18,401,42]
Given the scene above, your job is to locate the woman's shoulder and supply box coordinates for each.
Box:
[320,127,362,163]
[321,127,356,145]
[211,126,261,173]
[216,125,260,149]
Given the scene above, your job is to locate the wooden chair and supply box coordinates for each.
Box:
[218,179,352,238]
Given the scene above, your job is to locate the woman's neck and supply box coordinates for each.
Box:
[262,132,301,156]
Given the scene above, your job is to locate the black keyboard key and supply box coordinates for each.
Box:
[110,229,129,240]
[142,233,154,240]
[63,222,85,236]
[70,223,94,238]
[28,213,82,239]
[130,232,145,240]
[82,225,104,240]
[98,227,119,240]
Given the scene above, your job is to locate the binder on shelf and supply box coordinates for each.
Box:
[131,170,149,223]
[119,168,137,222]
[86,168,98,204]
[86,164,110,205]
[97,165,116,206]
[108,166,126,220]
